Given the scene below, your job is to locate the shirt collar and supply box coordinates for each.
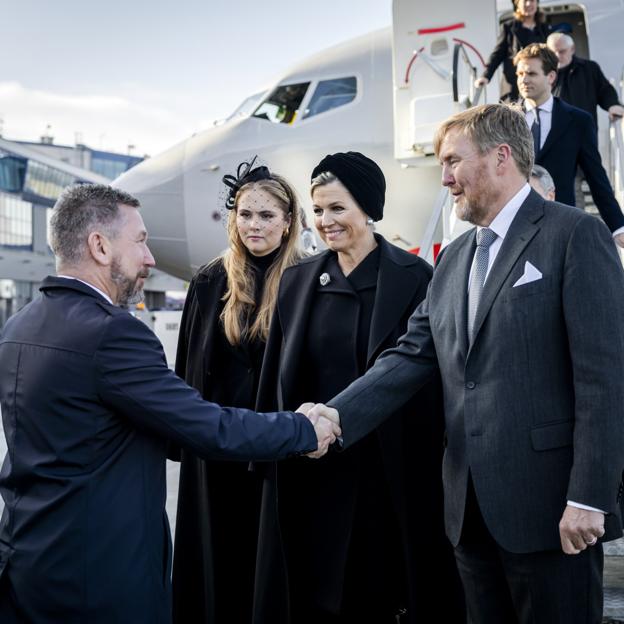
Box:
[525,94,554,113]
[478,183,531,242]
[56,275,114,304]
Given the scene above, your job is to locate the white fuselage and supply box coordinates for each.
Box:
[114,0,624,280]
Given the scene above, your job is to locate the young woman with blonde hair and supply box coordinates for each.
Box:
[170,159,304,624]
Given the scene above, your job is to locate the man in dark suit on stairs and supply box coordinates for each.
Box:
[310,103,624,623]
[513,43,624,246]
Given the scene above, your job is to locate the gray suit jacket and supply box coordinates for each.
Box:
[331,190,624,553]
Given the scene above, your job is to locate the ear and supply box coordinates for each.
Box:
[495,144,513,172]
[86,231,113,267]
[547,70,557,87]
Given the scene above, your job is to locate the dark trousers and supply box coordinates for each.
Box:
[0,573,21,623]
[455,481,603,624]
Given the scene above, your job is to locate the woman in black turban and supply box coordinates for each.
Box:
[253,152,465,624]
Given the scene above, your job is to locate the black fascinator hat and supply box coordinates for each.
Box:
[222,156,272,210]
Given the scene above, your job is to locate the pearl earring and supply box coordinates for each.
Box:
[366,217,374,225]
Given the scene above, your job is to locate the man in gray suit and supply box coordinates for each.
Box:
[311,104,624,623]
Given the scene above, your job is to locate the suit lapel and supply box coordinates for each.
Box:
[538,98,568,160]
[367,241,423,366]
[469,192,544,351]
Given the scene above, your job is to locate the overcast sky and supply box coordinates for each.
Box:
[0,0,391,157]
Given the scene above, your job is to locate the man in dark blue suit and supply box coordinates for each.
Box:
[514,43,624,247]
[0,184,339,623]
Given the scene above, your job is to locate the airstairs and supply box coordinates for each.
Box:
[391,0,495,263]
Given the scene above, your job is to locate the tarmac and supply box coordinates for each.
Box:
[1,420,624,621]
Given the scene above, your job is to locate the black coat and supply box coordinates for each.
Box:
[253,237,465,623]
[554,55,622,127]
[482,19,551,100]
[535,97,624,232]
[171,259,267,624]
[0,277,317,624]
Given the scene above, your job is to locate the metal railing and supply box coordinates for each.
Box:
[607,66,624,204]
[451,41,486,109]
[416,41,488,262]
[609,119,624,200]
[418,187,451,264]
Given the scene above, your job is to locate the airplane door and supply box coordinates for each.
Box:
[392,0,498,160]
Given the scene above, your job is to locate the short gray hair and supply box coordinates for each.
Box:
[434,103,534,179]
[50,184,140,265]
[310,171,338,196]
[530,164,556,195]
[547,32,574,48]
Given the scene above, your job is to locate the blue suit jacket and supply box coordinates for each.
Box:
[536,97,624,232]
[0,277,316,623]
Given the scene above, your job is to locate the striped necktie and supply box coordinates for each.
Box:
[468,227,497,343]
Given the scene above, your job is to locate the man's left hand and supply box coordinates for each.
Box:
[559,505,605,554]
[614,233,624,249]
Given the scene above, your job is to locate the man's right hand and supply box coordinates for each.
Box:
[308,403,340,427]
[474,76,489,89]
[305,403,341,459]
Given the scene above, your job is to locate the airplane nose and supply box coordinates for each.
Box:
[114,141,191,279]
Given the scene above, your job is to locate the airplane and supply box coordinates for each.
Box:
[114,0,624,281]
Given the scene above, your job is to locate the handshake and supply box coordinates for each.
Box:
[296,403,341,459]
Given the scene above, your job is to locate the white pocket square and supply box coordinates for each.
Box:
[513,261,543,287]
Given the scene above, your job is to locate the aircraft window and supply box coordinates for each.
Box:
[252,82,310,124]
[227,91,266,121]
[303,77,357,119]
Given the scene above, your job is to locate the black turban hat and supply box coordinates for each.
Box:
[311,151,386,221]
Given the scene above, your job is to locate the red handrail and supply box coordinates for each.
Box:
[452,38,486,67]
[418,22,465,35]
[404,46,425,85]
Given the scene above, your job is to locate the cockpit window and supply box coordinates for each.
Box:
[227,91,266,121]
[252,82,310,124]
[302,77,357,119]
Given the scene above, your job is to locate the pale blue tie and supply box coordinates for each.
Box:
[468,227,497,342]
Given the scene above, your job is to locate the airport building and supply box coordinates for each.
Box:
[0,137,183,328]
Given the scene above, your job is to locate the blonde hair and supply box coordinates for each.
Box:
[433,103,533,179]
[220,175,303,345]
[310,171,338,194]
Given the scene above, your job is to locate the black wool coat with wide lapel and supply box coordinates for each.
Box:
[253,235,464,624]
[171,259,263,624]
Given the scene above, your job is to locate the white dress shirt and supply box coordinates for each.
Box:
[524,95,553,152]
[469,183,531,288]
[468,183,604,514]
